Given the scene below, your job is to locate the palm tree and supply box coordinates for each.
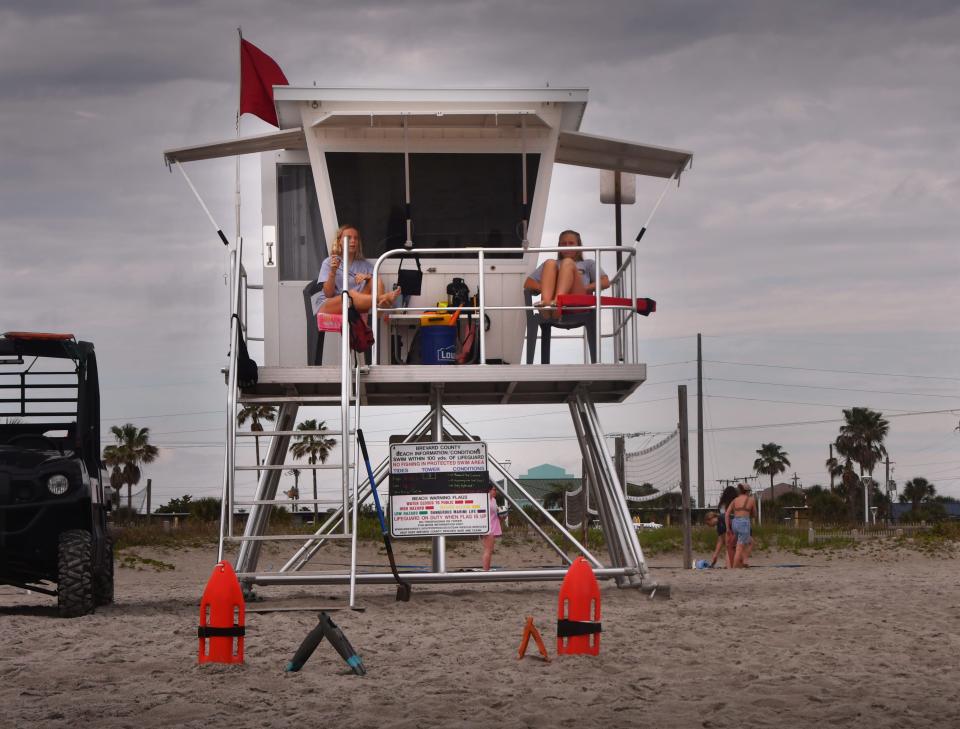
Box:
[102,423,159,512]
[826,449,860,520]
[289,419,336,522]
[834,407,889,522]
[901,477,936,512]
[237,405,277,479]
[825,453,845,489]
[284,468,301,508]
[753,443,791,500]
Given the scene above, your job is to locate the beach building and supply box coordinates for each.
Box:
[757,482,806,503]
[503,463,581,510]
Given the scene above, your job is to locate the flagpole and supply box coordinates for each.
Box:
[232,27,242,349]
[235,27,243,249]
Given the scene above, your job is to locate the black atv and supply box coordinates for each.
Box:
[0,332,113,617]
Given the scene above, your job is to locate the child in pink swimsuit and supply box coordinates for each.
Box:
[482,486,502,571]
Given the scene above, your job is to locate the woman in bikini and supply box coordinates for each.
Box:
[725,483,757,568]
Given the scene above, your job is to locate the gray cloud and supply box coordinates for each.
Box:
[2,0,958,506]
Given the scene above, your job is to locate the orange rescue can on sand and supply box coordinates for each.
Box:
[556,556,601,656]
[198,560,246,664]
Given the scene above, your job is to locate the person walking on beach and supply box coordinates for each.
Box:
[725,483,757,568]
[709,485,740,568]
[481,485,503,571]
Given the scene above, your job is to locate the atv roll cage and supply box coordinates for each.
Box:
[0,332,112,616]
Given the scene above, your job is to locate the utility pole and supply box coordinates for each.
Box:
[697,333,704,509]
[678,385,692,569]
[146,478,152,518]
[791,473,800,489]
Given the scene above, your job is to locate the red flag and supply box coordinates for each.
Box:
[239,39,288,127]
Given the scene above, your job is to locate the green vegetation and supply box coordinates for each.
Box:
[156,495,222,521]
[118,553,176,571]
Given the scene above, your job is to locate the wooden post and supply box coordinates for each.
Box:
[614,436,626,494]
[678,385,692,569]
[146,478,152,517]
[697,333,704,509]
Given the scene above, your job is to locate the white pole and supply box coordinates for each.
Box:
[235,27,243,249]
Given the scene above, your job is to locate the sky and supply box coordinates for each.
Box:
[1,0,958,510]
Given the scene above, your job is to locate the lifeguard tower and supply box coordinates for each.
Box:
[164,86,692,605]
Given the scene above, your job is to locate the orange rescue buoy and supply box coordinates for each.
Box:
[556,556,601,656]
[198,561,245,664]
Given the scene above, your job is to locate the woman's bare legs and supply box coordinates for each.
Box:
[481,534,496,570]
[317,278,400,314]
[732,539,752,568]
[556,257,587,296]
[539,258,587,320]
[538,260,560,320]
[725,532,736,567]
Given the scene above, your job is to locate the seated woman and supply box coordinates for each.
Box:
[523,229,610,320]
[312,225,401,315]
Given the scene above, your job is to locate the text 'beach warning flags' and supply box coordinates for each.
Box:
[239,38,288,127]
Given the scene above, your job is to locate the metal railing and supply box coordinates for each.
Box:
[370,245,643,366]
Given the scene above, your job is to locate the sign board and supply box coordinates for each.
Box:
[599,170,636,205]
[389,441,489,538]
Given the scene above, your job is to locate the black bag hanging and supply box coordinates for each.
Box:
[396,253,423,296]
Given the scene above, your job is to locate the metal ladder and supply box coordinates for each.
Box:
[218,238,364,608]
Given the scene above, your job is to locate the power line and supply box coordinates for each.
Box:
[698,408,958,434]
[705,377,960,399]
[706,394,921,412]
[101,409,222,422]
[701,333,960,355]
[704,359,960,382]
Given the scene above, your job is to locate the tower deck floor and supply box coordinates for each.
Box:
[242,364,646,406]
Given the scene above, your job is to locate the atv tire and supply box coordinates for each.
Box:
[58,529,95,618]
[94,535,114,606]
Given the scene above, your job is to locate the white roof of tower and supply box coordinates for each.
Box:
[164,86,691,178]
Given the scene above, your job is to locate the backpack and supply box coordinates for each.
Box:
[347,301,375,353]
[233,315,258,389]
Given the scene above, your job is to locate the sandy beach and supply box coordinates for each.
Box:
[2,537,958,729]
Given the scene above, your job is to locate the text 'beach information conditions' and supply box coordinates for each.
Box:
[389,441,489,538]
